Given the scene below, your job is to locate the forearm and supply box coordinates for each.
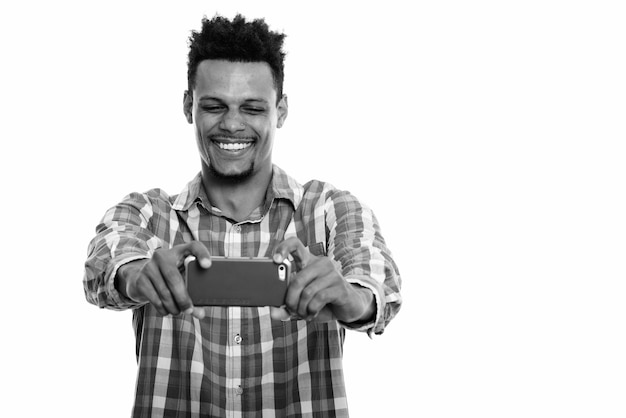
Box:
[84,244,151,310]
[84,195,162,310]
[326,192,402,335]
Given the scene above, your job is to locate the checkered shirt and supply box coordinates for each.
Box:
[84,165,402,417]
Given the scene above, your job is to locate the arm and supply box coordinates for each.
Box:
[84,191,212,317]
[325,189,402,335]
[273,187,402,336]
[83,192,162,311]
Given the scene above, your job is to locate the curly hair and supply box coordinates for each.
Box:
[187,14,286,101]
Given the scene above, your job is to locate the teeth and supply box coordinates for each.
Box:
[217,142,252,151]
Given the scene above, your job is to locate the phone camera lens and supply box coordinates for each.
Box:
[278,264,287,281]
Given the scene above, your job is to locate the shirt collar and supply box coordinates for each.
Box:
[172,165,303,212]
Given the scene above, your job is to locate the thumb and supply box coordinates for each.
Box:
[270,306,291,322]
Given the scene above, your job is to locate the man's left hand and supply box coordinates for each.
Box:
[271,237,375,323]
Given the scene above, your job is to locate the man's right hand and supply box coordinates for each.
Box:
[115,242,211,319]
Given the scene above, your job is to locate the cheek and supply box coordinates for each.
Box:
[194,125,211,157]
[249,119,276,138]
[194,117,217,146]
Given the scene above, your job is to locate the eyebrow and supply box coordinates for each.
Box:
[197,96,269,104]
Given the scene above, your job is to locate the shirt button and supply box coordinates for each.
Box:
[233,224,241,233]
[236,385,243,395]
[234,334,242,344]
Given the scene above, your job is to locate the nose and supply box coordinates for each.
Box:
[219,109,245,132]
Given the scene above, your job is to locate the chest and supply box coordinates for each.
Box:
[155,201,326,258]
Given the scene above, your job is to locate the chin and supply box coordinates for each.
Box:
[209,163,255,181]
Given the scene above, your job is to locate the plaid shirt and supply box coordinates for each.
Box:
[84,165,402,417]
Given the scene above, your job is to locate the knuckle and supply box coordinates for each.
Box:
[308,301,322,314]
[162,266,181,281]
[301,287,315,299]
[141,261,158,275]
[152,300,165,312]
[285,299,297,311]
[134,276,148,292]
[154,283,171,298]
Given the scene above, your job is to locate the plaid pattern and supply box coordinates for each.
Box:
[84,165,402,417]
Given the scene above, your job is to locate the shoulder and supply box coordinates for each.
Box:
[298,179,372,229]
[118,188,174,208]
[119,173,203,213]
[103,188,176,225]
[302,179,364,208]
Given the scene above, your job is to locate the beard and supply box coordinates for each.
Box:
[208,161,255,182]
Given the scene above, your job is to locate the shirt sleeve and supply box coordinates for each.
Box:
[324,188,402,337]
[83,192,164,310]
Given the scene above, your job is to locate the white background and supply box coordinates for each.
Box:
[1,1,625,417]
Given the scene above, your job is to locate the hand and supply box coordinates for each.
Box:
[271,237,375,323]
[116,242,211,319]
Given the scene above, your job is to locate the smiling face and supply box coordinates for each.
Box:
[184,60,288,182]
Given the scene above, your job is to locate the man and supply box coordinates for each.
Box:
[84,14,401,417]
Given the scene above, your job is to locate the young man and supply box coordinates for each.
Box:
[84,14,402,417]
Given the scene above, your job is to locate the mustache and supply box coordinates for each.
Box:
[209,134,256,141]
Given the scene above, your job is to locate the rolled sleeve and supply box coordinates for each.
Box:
[84,192,163,311]
[340,275,385,336]
[325,188,402,336]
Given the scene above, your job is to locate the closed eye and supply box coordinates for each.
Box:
[201,105,226,113]
[242,106,265,114]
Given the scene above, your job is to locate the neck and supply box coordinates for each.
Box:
[200,162,272,223]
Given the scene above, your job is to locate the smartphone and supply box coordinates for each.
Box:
[185,256,291,307]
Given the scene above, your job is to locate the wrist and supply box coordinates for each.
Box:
[115,260,147,301]
[351,285,376,324]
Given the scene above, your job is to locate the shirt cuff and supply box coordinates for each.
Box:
[106,253,151,309]
[340,275,385,337]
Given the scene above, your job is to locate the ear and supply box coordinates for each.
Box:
[276,94,288,128]
[183,90,193,124]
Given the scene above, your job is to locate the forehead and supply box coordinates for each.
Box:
[194,60,277,102]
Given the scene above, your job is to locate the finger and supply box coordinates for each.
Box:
[157,257,194,314]
[270,306,291,322]
[135,261,176,315]
[180,241,212,269]
[135,276,168,316]
[284,258,335,313]
[191,306,206,320]
[311,306,336,323]
[273,237,311,270]
[154,244,209,315]
[149,275,180,315]
[150,251,185,315]
[296,273,339,319]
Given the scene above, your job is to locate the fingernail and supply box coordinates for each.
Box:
[273,253,283,263]
[200,258,211,268]
[184,307,193,315]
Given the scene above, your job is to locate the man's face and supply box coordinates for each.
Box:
[185,60,288,181]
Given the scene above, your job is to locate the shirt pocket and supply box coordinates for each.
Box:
[306,242,327,257]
